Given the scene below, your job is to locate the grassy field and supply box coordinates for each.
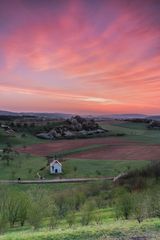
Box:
[57,159,148,178]
[0,120,160,239]
[1,120,157,180]
[0,151,148,180]
[100,121,160,144]
[0,129,45,148]
[0,213,160,240]
[0,153,46,180]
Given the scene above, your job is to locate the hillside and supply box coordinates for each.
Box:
[0,119,160,240]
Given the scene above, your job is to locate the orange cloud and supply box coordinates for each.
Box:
[0,0,159,114]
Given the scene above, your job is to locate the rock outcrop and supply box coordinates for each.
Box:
[147,120,160,129]
[36,115,108,140]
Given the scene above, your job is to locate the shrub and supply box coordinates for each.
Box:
[114,190,132,220]
[48,205,59,229]
[0,214,7,234]
[132,192,148,223]
[80,200,95,226]
[27,202,42,229]
[66,211,76,227]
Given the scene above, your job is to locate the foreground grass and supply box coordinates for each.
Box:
[1,218,160,240]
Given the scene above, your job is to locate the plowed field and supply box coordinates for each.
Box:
[17,137,160,161]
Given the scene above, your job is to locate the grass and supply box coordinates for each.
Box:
[100,121,160,144]
[0,129,45,148]
[60,159,149,178]
[0,216,160,240]
[0,152,149,181]
[0,153,46,180]
[51,144,105,158]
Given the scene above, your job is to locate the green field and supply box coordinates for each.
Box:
[0,129,44,148]
[0,152,148,180]
[59,159,148,178]
[0,120,160,239]
[0,153,46,180]
[100,121,160,144]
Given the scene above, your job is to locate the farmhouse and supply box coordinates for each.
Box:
[50,160,62,174]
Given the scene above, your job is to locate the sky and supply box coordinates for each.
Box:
[0,0,160,115]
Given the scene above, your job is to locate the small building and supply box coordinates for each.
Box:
[50,160,62,174]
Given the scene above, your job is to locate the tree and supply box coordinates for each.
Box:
[0,188,8,233]
[6,191,21,227]
[93,212,102,225]
[4,190,29,228]
[149,188,160,218]
[27,188,52,229]
[27,202,42,229]
[48,204,59,229]
[1,144,14,166]
[66,211,75,227]
[80,201,95,226]
[18,193,29,226]
[0,213,7,234]
[115,190,132,220]
[132,193,148,223]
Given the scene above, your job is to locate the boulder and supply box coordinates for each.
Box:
[36,133,54,140]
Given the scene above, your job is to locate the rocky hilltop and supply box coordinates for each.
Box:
[37,115,108,140]
[147,120,160,130]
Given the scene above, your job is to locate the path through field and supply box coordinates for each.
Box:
[0,176,114,185]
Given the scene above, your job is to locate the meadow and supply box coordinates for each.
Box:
[0,119,160,239]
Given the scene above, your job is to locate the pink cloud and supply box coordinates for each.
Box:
[0,0,159,114]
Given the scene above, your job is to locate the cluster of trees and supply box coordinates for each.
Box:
[114,162,160,223]
[117,161,160,191]
[0,143,17,166]
[0,183,107,233]
[114,187,160,223]
[7,121,63,135]
[0,179,160,234]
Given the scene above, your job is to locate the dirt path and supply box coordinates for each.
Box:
[0,177,113,184]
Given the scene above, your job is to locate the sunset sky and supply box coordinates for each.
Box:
[0,0,159,114]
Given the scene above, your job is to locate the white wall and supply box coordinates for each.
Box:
[50,163,62,174]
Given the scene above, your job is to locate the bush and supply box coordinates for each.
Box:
[0,214,7,234]
[132,192,148,223]
[48,204,59,229]
[80,200,95,226]
[66,211,76,227]
[27,202,42,229]
[114,190,132,220]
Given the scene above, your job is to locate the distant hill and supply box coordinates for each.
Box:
[109,114,147,119]
[0,110,72,119]
[94,114,148,120]
[0,110,20,116]
[0,110,159,121]
[147,115,160,121]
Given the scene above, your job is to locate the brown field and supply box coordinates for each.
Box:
[69,144,160,161]
[17,137,160,161]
